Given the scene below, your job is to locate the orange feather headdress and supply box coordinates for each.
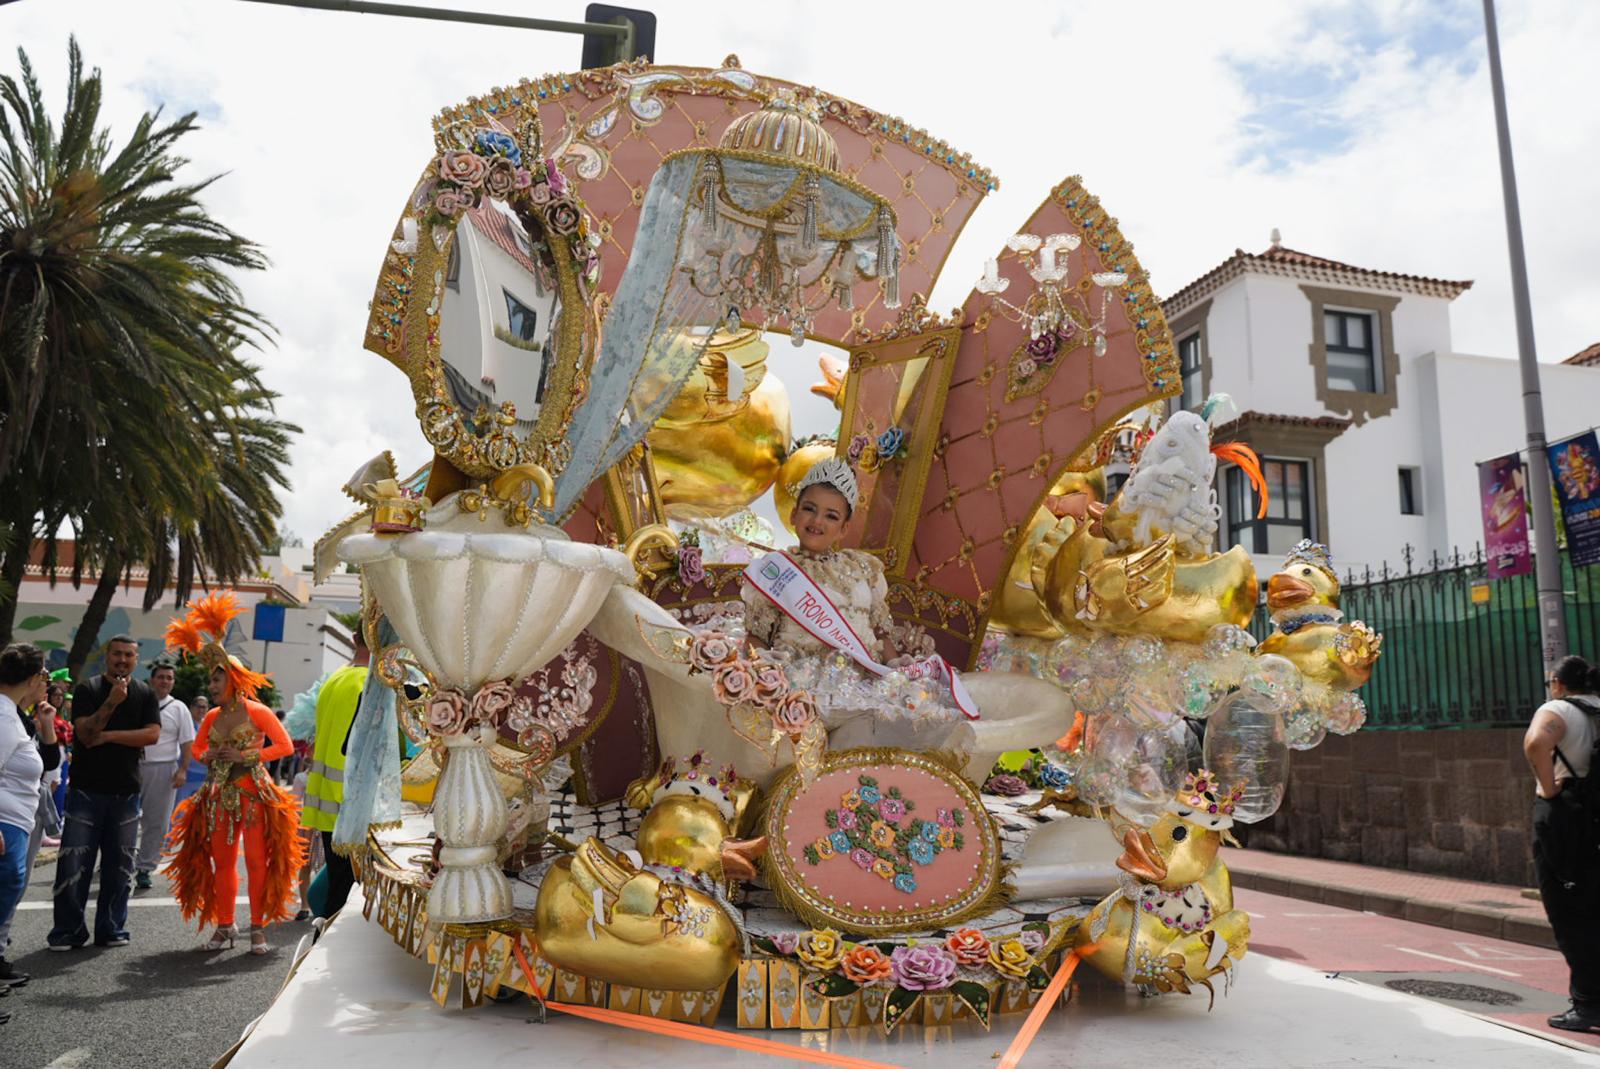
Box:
[164,591,269,702]
[1211,441,1270,520]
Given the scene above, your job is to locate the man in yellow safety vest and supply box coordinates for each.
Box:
[301,630,369,918]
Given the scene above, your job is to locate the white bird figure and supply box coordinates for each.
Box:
[1115,411,1220,558]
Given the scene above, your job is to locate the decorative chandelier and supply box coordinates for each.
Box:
[676,90,902,345]
[977,232,1125,356]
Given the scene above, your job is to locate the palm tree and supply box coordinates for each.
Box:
[0,38,278,643]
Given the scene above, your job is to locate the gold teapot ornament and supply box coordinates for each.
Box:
[1257,539,1382,691]
[1074,770,1251,999]
[533,753,763,992]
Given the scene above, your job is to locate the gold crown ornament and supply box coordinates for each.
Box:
[1173,769,1244,831]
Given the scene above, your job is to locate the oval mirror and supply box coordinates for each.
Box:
[369,116,600,482]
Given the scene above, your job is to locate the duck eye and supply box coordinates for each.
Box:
[1170,825,1188,842]
[1301,568,1312,577]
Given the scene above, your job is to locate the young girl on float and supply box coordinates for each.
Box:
[741,458,977,752]
[163,594,305,954]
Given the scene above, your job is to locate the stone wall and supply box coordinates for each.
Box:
[1242,727,1536,887]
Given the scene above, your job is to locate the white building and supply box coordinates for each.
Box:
[11,542,357,707]
[1161,238,1600,576]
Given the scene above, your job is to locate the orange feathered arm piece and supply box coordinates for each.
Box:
[1212,442,1269,519]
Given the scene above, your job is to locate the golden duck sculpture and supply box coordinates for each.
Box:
[533,754,763,992]
[1027,410,1260,643]
[1074,770,1250,998]
[647,328,792,520]
[1257,539,1382,691]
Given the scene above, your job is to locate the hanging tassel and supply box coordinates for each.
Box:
[836,281,853,312]
[801,173,819,250]
[1212,442,1269,519]
[877,207,900,309]
[697,166,718,240]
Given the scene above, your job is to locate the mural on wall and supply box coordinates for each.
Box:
[10,604,257,678]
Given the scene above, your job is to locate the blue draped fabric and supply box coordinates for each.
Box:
[333,617,404,852]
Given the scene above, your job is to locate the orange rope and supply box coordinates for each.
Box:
[507,939,897,1069]
[996,952,1080,1069]
[1211,442,1269,519]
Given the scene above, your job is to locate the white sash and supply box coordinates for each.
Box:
[743,550,978,720]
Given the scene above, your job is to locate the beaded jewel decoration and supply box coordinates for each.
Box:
[1283,538,1337,581]
[1174,769,1244,831]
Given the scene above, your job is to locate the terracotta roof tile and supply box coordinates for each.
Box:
[1164,243,1472,313]
[466,202,542,278]
[1562,341,1600,367]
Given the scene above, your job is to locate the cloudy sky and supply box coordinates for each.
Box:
[6,0,1597,544]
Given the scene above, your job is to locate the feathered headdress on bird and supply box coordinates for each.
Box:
[1200,394,1269,523]
[164,592,268,702]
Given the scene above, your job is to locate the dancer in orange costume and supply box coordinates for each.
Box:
[162,593,306,954]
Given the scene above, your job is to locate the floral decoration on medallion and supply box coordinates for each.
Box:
[803,773,965,896]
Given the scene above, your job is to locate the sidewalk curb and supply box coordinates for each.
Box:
[1230,869,1557,950]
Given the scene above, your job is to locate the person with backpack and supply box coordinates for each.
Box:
[1525,654,1600,1034]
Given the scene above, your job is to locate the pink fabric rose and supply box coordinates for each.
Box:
[483,157,518,199]
[433,188,466,218]
[677,544,706,587]
[770,932,800,956]
[984,773,1029,797]
[1018,928,1047,953]
[471,679,518,727]
[751,660,789,707]
[440,150,488,188]
[849,847,874,870]
[944,927,992,968]
[527,180,553,206]
[712,660,755,705]
[513,168,533,190]
[772,690,818,737]
[545,199,581,236]
[889,944,957,991]
[543,158,567,197]
[688,631,738,673]
[424,688,470,736]
[878,797,906,823]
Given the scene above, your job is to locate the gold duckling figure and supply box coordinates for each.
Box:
[1026,410,1261,643]
[1257,539,1382,691]
[1074,770,1251,1000]
[533,754,763,992]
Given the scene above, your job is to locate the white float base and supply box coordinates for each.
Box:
[225,886,1598,1069]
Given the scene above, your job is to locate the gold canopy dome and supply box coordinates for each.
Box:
[718,91,841,173]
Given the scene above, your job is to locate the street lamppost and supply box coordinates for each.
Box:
[1482,0,1567,671]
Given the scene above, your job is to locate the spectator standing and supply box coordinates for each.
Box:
[133,662,195,890]
[301,632,369,918]
[174,695,211,808]
[1,643,59,1013]
[1524,654,1600,1034]
[47,636,160,951]
[0,647,62,975]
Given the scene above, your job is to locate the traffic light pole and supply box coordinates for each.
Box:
[235,0,636,59]
[1482,0,1567,671]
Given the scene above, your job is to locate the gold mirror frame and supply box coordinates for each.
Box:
[366,115,600,481]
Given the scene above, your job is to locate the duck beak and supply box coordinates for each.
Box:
[1267,573,1316,610]
[1115,828,1168,884]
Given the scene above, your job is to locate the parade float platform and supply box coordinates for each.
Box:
[222,882,1600,1069]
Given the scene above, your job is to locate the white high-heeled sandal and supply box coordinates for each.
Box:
[202,925,236,952]
[248,926,269,956]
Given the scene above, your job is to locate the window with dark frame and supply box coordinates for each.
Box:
[1398,467,1421,515]
[1323,309,1378,393]
[1178,332,1204,411]
[1225,458,1313,556]
[504,289,538,342]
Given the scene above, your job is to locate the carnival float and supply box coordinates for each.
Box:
[308,56,1384,1044]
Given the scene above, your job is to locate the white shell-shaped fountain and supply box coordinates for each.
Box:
[341,494,633,924]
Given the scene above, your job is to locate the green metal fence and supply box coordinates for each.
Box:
[1248,546,1600,730]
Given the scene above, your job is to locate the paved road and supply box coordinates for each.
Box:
[1237,887,1596,1051]
[2,852,312,1068]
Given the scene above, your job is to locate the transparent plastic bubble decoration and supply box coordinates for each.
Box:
[1119,634,1165,672]
[1325,691,1367,735]
[1203,623,1257,661]
[1202,688,1291,823]
[1113,722,1190,826]
[1241,652,1304,715]
[1283,701,1328,751]
[1180,661,1230,719]
[1046,633,1089,690]
[1073,754,1119,806]
[1126,672,1184,725]
[1087,712,1141,767]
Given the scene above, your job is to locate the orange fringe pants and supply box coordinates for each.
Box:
[165,777,306,931]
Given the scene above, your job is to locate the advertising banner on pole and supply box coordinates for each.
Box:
[1548,430,1600,567]
[1478,453,1531,579]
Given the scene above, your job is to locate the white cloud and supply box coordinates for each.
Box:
[7,0,1596,543]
